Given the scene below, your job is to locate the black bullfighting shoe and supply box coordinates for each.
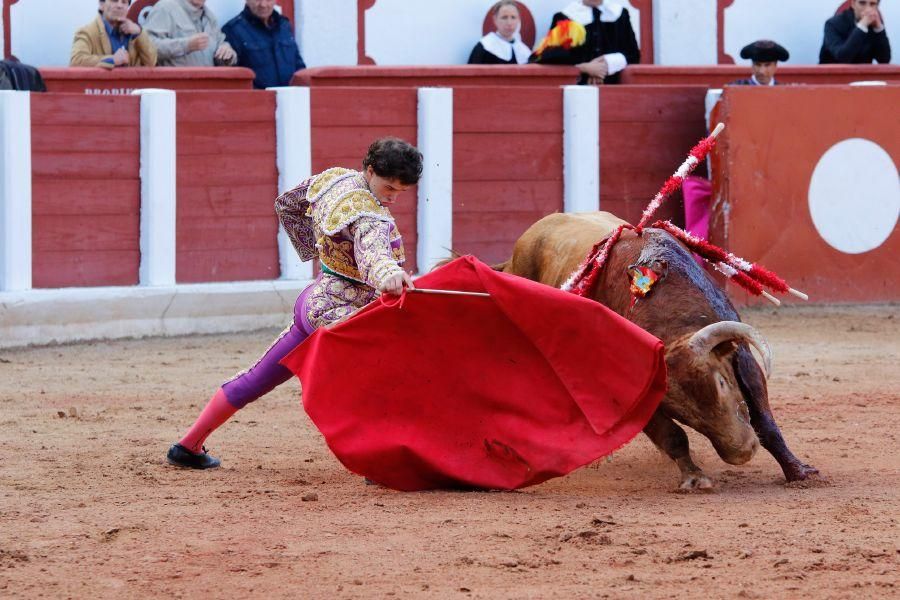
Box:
[166,443,221,470]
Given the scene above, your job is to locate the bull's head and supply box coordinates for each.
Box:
[660,321,770,465]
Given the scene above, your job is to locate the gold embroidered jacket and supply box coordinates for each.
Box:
[274,168,405,289]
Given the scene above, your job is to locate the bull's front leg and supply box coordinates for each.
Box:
[643,411,714,491]
[734,348,819,482]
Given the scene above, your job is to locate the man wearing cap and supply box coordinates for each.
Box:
[820,0,890,64]
[730,40,789,86]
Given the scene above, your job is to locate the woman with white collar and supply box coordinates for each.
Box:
[531,0,640,84]
[468,1,532,65]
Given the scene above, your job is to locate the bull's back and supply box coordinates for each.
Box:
[505,212,629,287]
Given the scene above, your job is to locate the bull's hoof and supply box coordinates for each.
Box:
[677,473,715,492]
[783,462,819,482]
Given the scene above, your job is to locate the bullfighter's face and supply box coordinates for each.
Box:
[752,61,777,85]
[365,166,411,206]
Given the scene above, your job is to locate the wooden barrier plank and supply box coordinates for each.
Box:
[310,126,418,162]
[454,88,562,134]
[311,88,418,127]
[32,251,139,288]
[32,215,139,252]
[454,132,563,182]
[454,181,562,213]
[177,122,275,157]
[454,211,551,242]
[599,86,709,122]
[31,125,140,154]
[177,154,277,186]
[176,248,281,283]
[178,184,280,217]
[176,216,279,251]
[176,91,275,123]
[32,152,139,179]
[30,94,140,126]
[32,180,140,216]
[600,121,707,170]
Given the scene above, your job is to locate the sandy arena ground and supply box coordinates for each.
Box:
[1,304,898,599]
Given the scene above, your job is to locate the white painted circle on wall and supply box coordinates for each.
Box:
[808,138,899,254]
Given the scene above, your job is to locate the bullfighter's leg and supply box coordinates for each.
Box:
[734,347,819,482]
[643,411,714,491]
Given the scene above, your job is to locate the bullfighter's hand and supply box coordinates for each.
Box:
[586,75,605,86]
[113,47,130,66]
[379,271,415,296]
[119,19,141,36]
[188,33,210,52]
[215,43,236,63]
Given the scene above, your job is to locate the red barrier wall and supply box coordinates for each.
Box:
[294,66,579,88]
[712,86,900,304]
[310,87,419,274]
[31,94,141,288]
[453,87,563,263]
[40,67,256,94]
[599,85,709,226]
[620,65,900,87]
[176,91,280,283]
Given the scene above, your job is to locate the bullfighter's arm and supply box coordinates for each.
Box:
[351,219,404,291]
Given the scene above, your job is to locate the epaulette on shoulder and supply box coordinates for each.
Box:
[321,189,393,235]
[308,167,357,203]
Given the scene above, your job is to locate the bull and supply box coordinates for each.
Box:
[499,212,818,490]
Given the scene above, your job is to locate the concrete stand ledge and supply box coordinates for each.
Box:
[0,280,310,349]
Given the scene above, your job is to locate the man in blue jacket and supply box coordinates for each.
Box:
[223,0,306,89]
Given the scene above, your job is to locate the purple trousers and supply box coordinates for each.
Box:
[221,281,317,409]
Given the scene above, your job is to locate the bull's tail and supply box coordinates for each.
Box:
[431,251,512,273]
[491,259,511,272]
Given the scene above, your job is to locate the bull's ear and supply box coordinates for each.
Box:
[650,260,669,278]
[712,339,739,359]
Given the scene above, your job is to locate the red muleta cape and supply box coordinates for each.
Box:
[281,256,666,491]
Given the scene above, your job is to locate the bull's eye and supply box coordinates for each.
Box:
[716,373,728,390]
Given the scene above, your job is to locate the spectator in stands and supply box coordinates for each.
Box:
[730,40,789,86]
[0,58,47,91]
[530,0,640,84]
[820,0,891,64]
[223,0,306,88]
[468,1,532,65]
[70,0,157,69]
[144,0,237,67]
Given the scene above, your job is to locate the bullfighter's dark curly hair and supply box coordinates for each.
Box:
[362,137,423,186]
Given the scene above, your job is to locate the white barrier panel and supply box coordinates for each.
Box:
[133,89,177,287]
[416,87,454,273]
[0,90,32,292]
[272,86,314,281]
[563,85,600,214]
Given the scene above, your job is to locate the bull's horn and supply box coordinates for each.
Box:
[688,321,773,378]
